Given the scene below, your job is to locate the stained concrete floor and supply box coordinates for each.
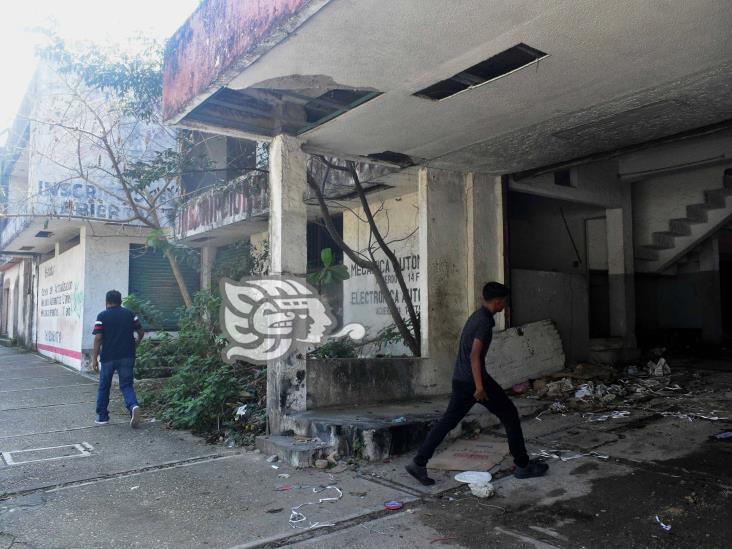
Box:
[1,346,730,548]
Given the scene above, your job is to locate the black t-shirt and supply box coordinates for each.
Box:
[92,306,141,362]
[453,307,496,383]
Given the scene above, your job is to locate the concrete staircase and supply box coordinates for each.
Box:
[635,168,732,273]
[256,398,545,467]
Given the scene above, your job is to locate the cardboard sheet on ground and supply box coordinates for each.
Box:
[428,437,509,471]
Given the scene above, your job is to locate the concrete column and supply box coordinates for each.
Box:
[466,173,507,330]
[418,168,469,394]
[606,192,637,347]
[266,135,308,434]
[699,238,723,344]
[200,246,217,290]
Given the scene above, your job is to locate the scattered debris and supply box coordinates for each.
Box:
[130,485,139,491]
[391,416,407,424]
[289,486,343,530]
[384,500,404,510]
[234,404,249,418]
[655,515,672,532]
[315,459,329,469]
[660,412,727,422]
[468,481,495,498]
[583,410,631,422]
[266,508,283,514]
[330,463,348,474]
[326,450,339,464]
[271,465,280,469]
[535,401,568,421]
[531,449,609,461]
[544,377,574,398]
[647,358,671,377]
[512,381,531,394]
[266,455,279,463]
[278,473,290,479]
[710,430,732,441]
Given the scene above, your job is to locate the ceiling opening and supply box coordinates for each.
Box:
[34,231,54,238]
[414,43,548,101]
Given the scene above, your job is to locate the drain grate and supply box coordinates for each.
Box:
[1,442,94,465]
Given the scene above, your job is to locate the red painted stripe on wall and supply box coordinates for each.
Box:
[37,343,82,360]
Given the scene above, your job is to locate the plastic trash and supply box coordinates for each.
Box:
[384,500,403,510]
[454,471,492,484]
[655,516,671,532]
[574,383,593,399]
[391,416,407,424]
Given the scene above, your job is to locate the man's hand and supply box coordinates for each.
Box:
[474,387,488,402]
[91,357,99,372]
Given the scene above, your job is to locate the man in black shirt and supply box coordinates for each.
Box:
[91,290,145,428]
[406,282,548,485]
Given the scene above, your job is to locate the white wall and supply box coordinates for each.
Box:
[80,227,147,365]
[342,192,420,355]
[35,225,147,370]
[37,244,85,368]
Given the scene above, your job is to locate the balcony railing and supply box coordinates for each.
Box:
[175,171,269,241]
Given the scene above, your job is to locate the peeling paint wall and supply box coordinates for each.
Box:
[162,0,325,121]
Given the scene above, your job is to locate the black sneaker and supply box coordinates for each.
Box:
[514,459,549,479]
[405,461,436,486]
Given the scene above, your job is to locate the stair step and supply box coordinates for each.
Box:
[255,435,333,468]
[652,232,676,249]
[704,189,731,208]
[686,204,709,222]
[281,398,545,463]
[669,218,692,236]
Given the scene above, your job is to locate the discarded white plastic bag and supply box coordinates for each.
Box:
[468,481,495,498]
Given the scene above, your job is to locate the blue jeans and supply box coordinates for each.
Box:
[96,358,138,421]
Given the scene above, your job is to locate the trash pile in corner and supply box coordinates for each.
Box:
[512,347,689,412]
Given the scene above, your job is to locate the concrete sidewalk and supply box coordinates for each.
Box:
[2,346,730,548]
[0,347,425,548]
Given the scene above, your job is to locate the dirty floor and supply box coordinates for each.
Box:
[1,346,730,548]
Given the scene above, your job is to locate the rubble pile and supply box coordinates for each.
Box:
[517,347,685,413]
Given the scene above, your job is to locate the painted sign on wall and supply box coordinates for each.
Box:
[342,193,420,355]
[36,245,85,366]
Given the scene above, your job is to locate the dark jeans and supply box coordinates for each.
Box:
[96,358,138,421]
[415,375,530,468]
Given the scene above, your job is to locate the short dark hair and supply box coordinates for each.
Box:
[106,290,122,306]
[482,281,509,302]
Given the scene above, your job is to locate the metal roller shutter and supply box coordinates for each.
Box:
[128,244,200,330]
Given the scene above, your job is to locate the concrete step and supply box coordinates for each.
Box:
[279,397,545,464]
[255,434,333,468]
[651,232,676,249]
[669,218,692,236]
[686,204,709,223]
[705,188,732,207]
[0,336,15,347]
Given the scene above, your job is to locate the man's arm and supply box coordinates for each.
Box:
[91,333,102,372]
[470,338,488,402]
[136,327,145,345]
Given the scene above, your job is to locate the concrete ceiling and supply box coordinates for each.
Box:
[207,0,732,175]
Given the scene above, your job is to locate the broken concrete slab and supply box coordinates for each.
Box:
[488,320,566,389]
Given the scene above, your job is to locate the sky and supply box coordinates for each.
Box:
[0,0,200,146]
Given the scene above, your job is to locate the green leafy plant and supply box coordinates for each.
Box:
[307,248,349,288]
[309,337,358,359]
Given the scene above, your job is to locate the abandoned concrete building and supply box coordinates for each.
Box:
[0,65,198,368]
[161,0,732,463]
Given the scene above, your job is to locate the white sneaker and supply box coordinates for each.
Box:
[130,405,141,428]
[95,419,109,425]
